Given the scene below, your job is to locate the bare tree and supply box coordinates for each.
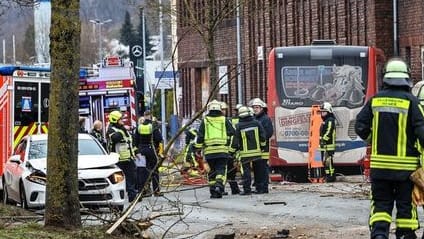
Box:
[45,0,81,229]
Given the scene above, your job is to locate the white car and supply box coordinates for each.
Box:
[2,133,126,211]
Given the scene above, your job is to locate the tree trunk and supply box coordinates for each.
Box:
[45,0,81,229]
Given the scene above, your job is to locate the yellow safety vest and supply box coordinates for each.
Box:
[112,127,134,161]
[203,116,228,155]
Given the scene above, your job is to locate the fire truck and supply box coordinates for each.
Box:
[0,56,137,189]
[0,65,50,189]
[79,56,137,133]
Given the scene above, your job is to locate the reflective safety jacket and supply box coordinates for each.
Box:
[320,114,336,151]
[255,111,274,159]
[195,111,234,158]
[355,88,424,180]
[134,119,163,148]
[231,116,266,159]
[106,124,136,161]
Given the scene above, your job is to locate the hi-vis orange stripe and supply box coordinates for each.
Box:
[13,123,48,149]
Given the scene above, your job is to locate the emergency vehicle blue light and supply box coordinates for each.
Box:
[0,66,18,75]
[80,69,87,79]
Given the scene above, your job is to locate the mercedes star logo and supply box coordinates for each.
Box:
[132,45,143,57]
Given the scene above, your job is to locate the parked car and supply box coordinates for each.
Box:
[2,133,126,211]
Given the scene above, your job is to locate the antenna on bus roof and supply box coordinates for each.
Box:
[311,39,337,45]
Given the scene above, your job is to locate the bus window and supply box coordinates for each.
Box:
[280,65,364,108]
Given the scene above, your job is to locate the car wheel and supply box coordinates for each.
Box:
[2,177,10,205]
[19,182,28,209]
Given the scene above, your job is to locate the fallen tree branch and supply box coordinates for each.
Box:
[0,215,44,220]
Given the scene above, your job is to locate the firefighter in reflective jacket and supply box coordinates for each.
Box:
[195,100,234,198]
[355,58,424,239]
[319,102,336,182]
[220,101,240,195]
[231,106,266,195]
[134,110,164,197]
[106,110,137,202]
[183,128,199,169]
[249,98,273,193]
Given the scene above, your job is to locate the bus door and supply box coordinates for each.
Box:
[13,80,49,148]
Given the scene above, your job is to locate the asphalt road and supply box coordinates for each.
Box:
[128,176,375,239]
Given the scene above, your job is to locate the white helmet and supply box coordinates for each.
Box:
[320,102,333,113]
[249,98,267,108]
[220,101,228,110]
[238,106,252,118]
[235,103,243,110]
[207,100,222,111]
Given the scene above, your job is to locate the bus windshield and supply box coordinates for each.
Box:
[276,47,368,109]
[281,65,363,107]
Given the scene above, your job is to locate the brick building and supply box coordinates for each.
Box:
[176,0,424,118]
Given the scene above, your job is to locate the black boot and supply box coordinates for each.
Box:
[373,236,387,239]
[210,186,222,198]
[229,181,240,195]
[373,235,388,239]
[239,191,251,196]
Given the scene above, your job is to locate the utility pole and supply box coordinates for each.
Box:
[89,19,112,65]
[236,0,243,104]
[159,0,167,144]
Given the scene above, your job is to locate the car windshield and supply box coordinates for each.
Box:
[28,138,104,160]
[28,140,48,159]
[78,139,105,155]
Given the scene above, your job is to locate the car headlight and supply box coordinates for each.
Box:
[26,171,47,185]
[109,171,125,184]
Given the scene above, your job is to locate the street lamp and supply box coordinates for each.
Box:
[89,18,112,65]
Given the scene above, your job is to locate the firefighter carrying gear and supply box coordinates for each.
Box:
[355,58,424,239]
[195,102,234,198]
[231,106,266,195]
[319,102,336,182]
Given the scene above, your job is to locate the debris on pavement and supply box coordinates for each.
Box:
[263,201,287,205]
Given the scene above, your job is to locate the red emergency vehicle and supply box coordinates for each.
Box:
[79,56,137,133]
[0,57,137,189]
[0,65,50,188]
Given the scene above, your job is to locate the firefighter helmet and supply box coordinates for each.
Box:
[320,102,333,113]
[109,110,122,124]
[383,58,412,87]
[207,100,222,111]
[238,106,252,118]
[235,103,243,110]
[220,101,228,110]
[249,98,267,108]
